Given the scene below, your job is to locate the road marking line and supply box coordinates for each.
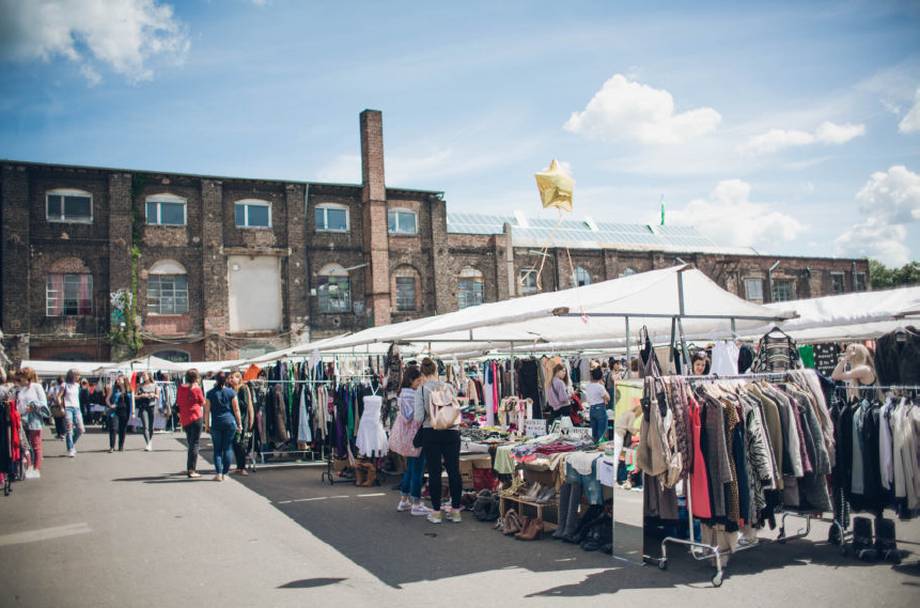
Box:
[356,493,385,498]
[0,523,92,547]
[277,497,330,504]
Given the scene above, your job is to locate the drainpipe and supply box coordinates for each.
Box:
[851,260,857,293]
[767,260,780,303]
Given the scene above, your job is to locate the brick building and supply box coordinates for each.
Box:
[0,110,869,364]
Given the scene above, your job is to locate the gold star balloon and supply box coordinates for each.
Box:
[535,159,574,212]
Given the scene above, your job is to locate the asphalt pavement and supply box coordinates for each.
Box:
[1,428,917,607]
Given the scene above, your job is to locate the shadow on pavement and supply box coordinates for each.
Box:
[278,577,347,589]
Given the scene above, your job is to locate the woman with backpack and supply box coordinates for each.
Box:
[415,357,463,524]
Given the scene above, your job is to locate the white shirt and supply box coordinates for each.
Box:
[583,382,608,406]
[62,382,81,408]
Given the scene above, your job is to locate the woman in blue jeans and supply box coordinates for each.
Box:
[583,366,611,443]
[394,366,430,516]
[203,372,242,482]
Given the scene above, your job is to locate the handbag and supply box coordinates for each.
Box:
[388,413,421,457]
[411,425,425,449]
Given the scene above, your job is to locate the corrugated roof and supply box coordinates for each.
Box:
[446,212,758,255]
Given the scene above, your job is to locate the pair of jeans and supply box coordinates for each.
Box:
[138,405,156,444]
[108,409,129,450]
[27,429,42,470]
[399,455,427,499]
[65,406,84,451]
[184,420,203,472]
[211,423,237,475]
[422,428,461,511]
[589,404,608,443]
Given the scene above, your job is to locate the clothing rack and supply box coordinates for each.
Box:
[646,369,833,587]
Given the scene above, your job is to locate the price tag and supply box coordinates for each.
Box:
[524,419,547,438]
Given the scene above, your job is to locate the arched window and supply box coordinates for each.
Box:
[314,203,350,232]
[152,350,190,363]
[145,193,187,226]
[392,265,420,312]
[458,267,484,309]
[46,188,93,223]
[234,199,272,228]
[46,257,92,317]
[619,267,637,278]
[574,266,591,287]
[147,259,189,314]
[387,208,418,235]
[317,263,351,313]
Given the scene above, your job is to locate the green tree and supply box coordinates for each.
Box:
[870,259,920,289]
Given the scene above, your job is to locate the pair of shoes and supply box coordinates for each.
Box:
[500,509,524,535]
[24,467,40,480]
[212,474,223,482]
[108,448,115,453]
[397,497,412,512]
[235,469,249,476]
[515,517,544,541]
[144,443,153,452]
[67,449,76,458]
[188,471,201,479]
[447,509,462,523]
[411,503,432,516]
[427,510,443,524]
[534,486,555,503]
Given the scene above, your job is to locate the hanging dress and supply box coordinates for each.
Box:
[688,396,713,519]
[355,396,388,458]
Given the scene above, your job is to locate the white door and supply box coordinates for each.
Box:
[228,255,282,331]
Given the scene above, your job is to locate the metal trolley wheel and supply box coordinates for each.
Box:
[657,559,668,571]
[711,571,724,587]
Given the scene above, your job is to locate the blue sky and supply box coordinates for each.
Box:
[1,0,918,264]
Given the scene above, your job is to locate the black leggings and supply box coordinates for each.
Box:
[422,428,462,511]
[108,410,128,450]
[232,432,249,471]
[184,420,202,472]
[138,404,155,443]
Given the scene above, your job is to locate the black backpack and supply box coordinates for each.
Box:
[473,490,500,522]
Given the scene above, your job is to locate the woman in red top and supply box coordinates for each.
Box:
[176,369,206,478]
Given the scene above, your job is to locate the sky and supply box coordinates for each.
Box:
[1,0,919,265]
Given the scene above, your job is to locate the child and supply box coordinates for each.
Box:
[583,366,610,443]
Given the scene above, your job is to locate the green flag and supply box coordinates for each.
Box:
[660,197,665,226]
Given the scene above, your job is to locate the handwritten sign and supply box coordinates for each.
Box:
[524,419,547,438]
[565,427,593,440]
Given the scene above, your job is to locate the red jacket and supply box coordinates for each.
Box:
[176,384,205,427]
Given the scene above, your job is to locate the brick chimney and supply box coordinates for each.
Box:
[360,110,391,327]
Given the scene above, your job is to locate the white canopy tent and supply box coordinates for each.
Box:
[20,359,113,378]
[288,265,795,363]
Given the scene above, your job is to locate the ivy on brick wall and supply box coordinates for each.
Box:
[108,176,147,356]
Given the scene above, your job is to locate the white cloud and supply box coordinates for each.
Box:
[563,74,721,144]
[0,0,189,84]
[857,165,920,224]
[663,179,804,249]
[835,165,920,265]
[741,121,865,155]
[898,88,920,134]
[835,220,911,266]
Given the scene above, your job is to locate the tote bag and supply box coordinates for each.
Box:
[388,413,421,457]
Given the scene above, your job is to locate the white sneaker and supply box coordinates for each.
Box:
[427,511,443,524]
[410,503,431,516]
[24,467,39,479]
[144,443,152,452]
[447,509,462,523]
[68,449,76,458]
[397,498,412,512]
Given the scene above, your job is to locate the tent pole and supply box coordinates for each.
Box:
[509,342,516,396]
[677,317,691,375]
[625,316,631,364]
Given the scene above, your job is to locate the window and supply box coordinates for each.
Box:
[744,277,764,303]
[458,267,484,309]
[317,264,352,313]
[387,209,418,235]
[574,266,591,287]
[46,273,93,316]
[619,267,637,278]
[315,204,349,232]
[146,194,187,226]
[830,272,846,295]
[395,277,416,312]
[234,199,271,228]
[519,269,539,295]
[147,260,189,315]
[46,189,92,223]
[147,275,189,314]
[854,272,867,292]
[153,350,190,363]
[772,278,795,302]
